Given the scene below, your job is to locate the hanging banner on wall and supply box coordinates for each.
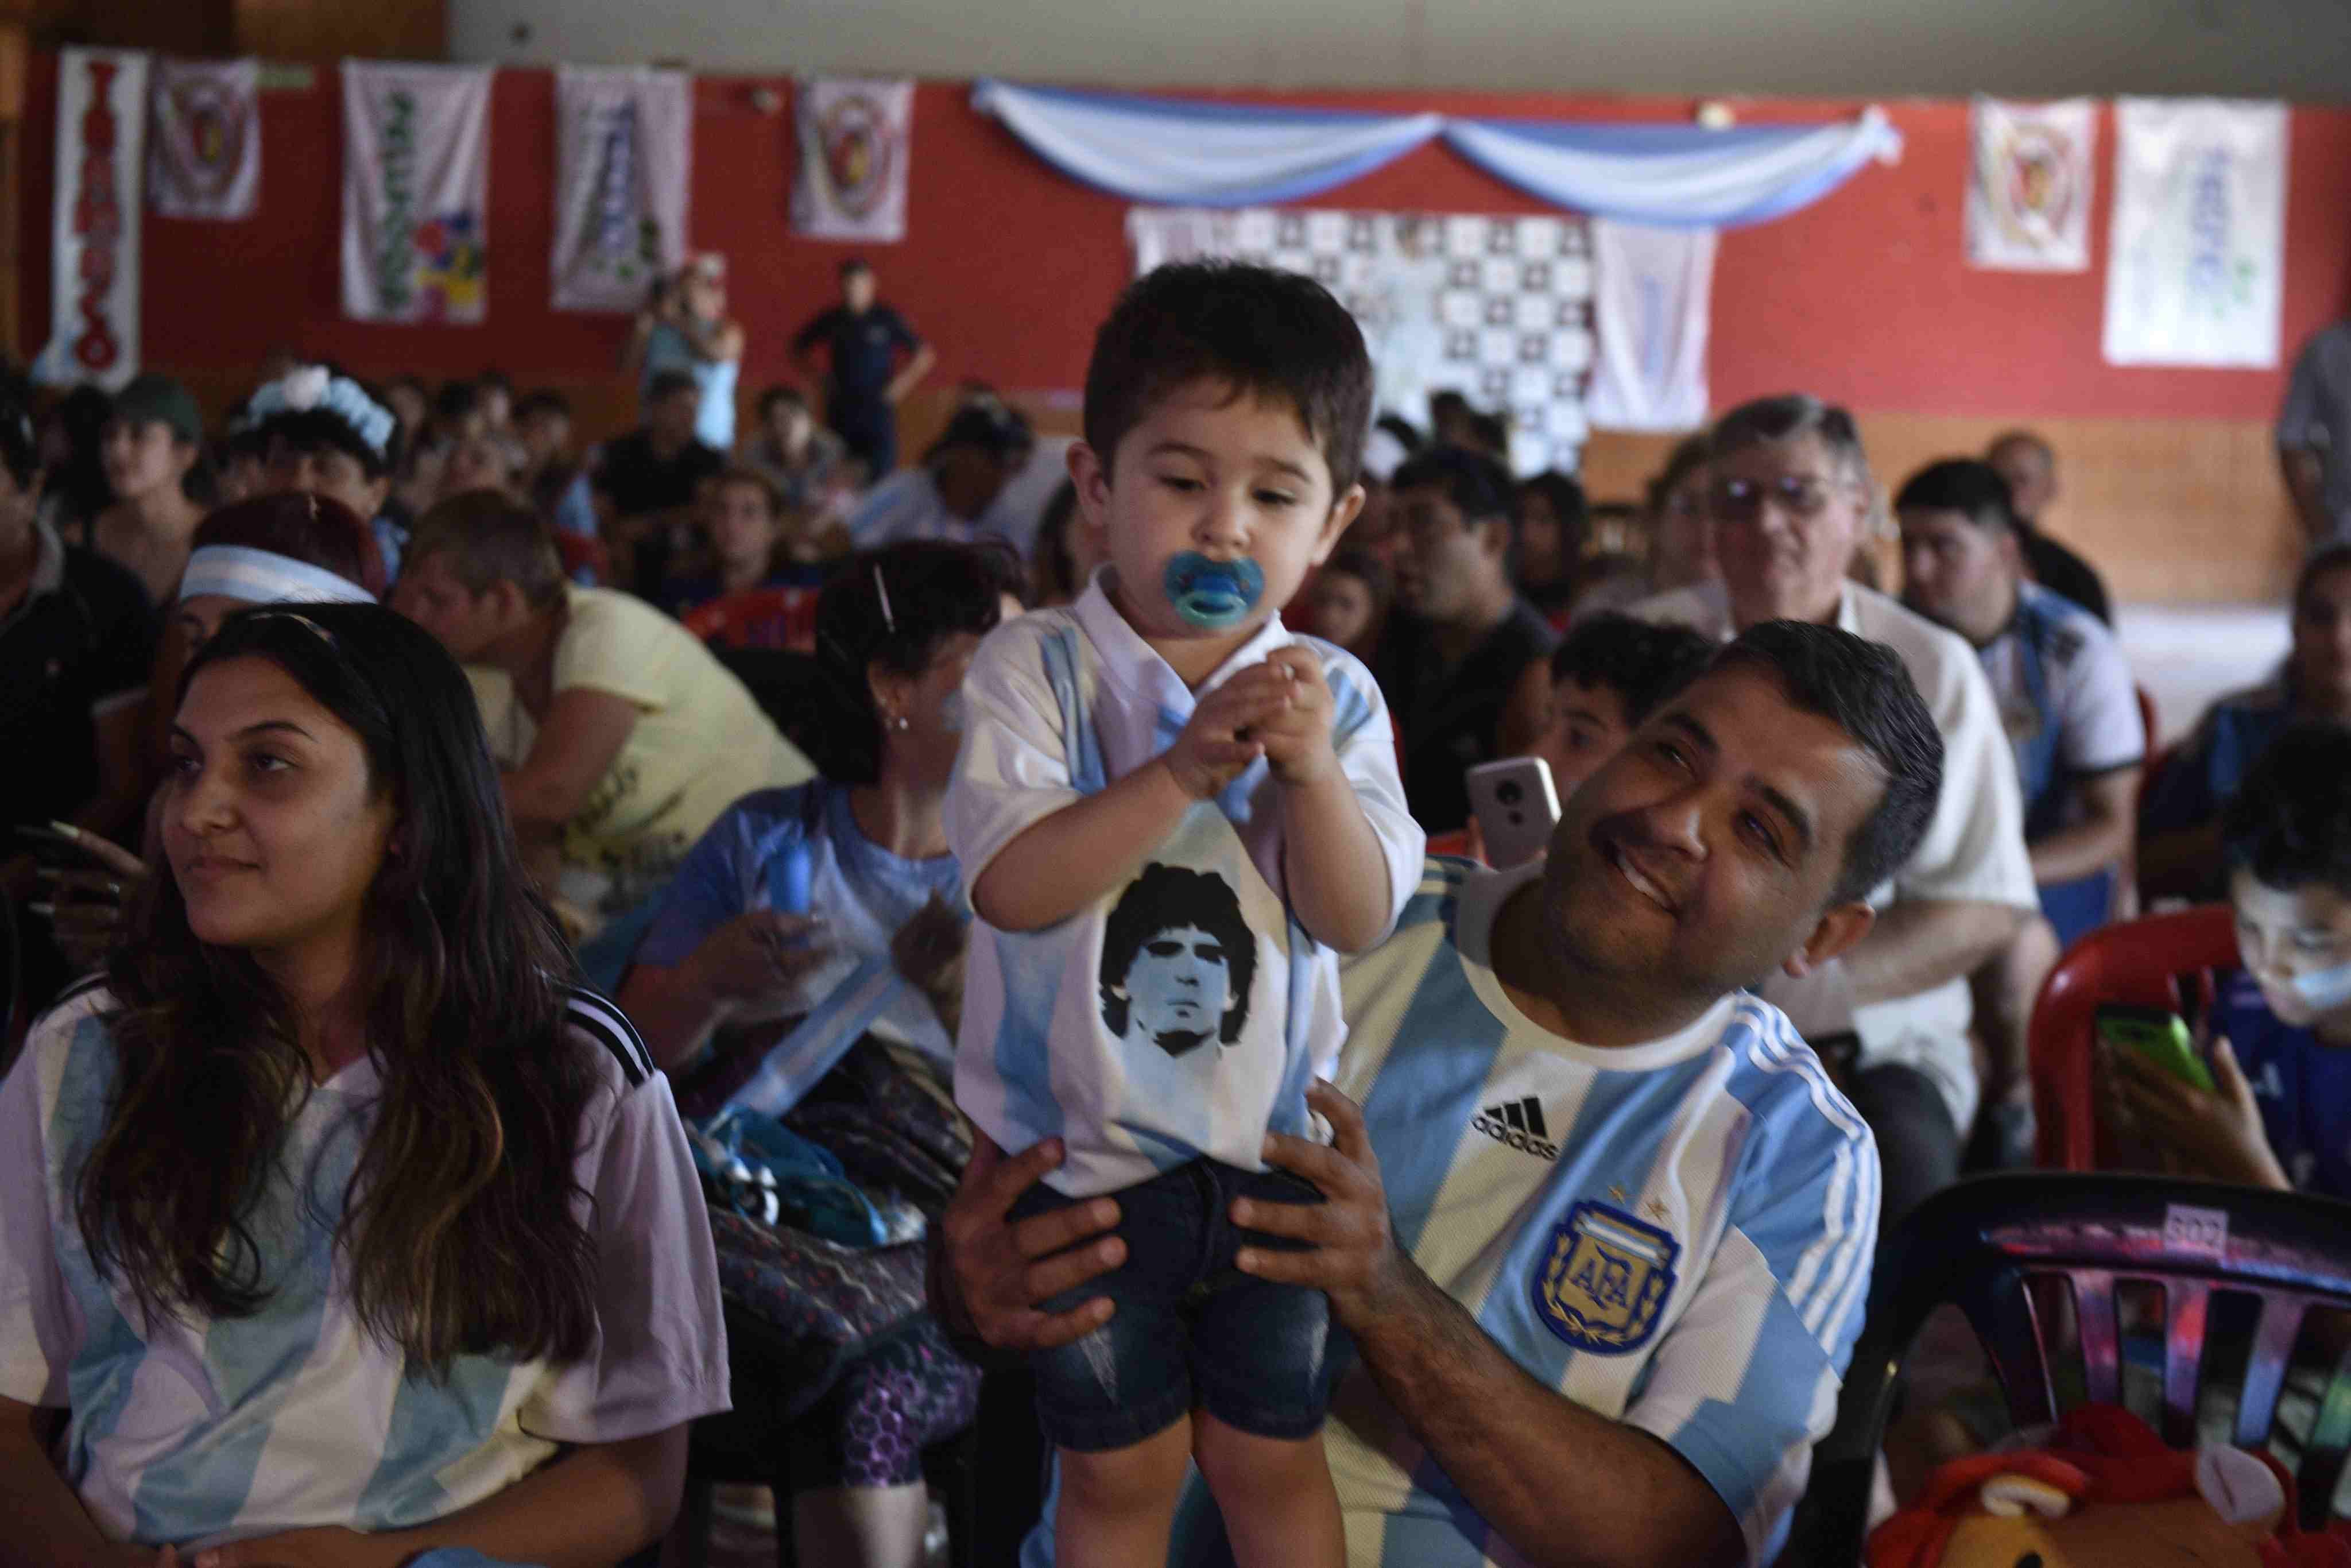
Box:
[35,49,149,392]
[2102,98,2287,368]
[148,57,261,220]
[551,67,691,312]
[1586,218,1714,432]
[1966,97,2094,272]
[1129,205,1596,473]
[340,61,493,324]
[792,78,913,242]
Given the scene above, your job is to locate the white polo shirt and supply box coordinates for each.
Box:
[1628,579,2038,1132]
[846,436,1078,560]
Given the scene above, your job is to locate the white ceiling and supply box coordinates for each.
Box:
[452,0,2351,102]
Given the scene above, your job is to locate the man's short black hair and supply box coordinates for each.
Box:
[1894,459,2017,536]
[514,389,570,423]
[1390,445,1519,537]
[1711,620,1945,904]
[840,257,873,280]
[1083,261,1374,497]
[1098,862,1258,1047]
[432,379,482,426]
[646,368,700,404]
[1550,614,1717,726]
[2225,723,2351,896]
[757,383,808,419]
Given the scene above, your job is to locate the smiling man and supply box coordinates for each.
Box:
[940,619,1944,1568]
[1629,394,2036,1229]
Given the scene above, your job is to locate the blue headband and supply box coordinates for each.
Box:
[243,365,397,459]
[179,545,375,607]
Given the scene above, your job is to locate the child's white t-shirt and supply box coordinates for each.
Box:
[946,575,1424,1198]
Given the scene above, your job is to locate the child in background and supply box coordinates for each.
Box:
[2105,723,2351,1195]
[1435,612,1715,862]
[1528,612,1719,804]
[946,263,1423,1568]
[1303,544,1391,665]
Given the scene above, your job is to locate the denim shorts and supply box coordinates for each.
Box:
[1008,1157,1338,1451]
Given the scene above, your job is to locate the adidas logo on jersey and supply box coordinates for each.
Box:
[1473,1097,1558,1162]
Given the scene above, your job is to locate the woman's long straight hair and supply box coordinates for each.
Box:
[78,603,599,1373]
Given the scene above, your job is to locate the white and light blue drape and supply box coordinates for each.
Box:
[969,80,1442,207]
[972,80,1902,227]
[1440,109,1901,229]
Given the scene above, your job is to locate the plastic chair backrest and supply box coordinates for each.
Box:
[684,585,822,654]
[551,530,608,586]
[1798,1172,2351,1562]
[2029,904,2237,1171]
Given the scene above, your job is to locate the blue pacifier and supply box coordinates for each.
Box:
[1164,553,1266,629]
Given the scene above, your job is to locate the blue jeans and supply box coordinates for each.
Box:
[1009,1157,1338,1451]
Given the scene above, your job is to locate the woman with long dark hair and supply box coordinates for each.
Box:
[0,604,726,1565]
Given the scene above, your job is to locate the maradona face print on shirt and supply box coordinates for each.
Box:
[1099,863,1258,1058]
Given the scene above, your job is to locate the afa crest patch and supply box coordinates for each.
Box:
[1533,1201,1680,1354]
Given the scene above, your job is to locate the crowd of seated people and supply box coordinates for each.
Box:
[5,241,2349,1568]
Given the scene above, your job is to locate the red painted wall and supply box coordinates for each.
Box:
[23,57,2351,425]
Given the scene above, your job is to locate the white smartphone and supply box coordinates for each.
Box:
[1465,757,1562,869]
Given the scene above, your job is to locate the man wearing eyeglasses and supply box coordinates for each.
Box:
[1629,394,2036,1233]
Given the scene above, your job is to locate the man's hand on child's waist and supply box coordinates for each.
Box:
[1232,1080,1411,1330]
[936,1133,1127,1356]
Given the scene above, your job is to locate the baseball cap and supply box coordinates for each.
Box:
[110,373,204,446]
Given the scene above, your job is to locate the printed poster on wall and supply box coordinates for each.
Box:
[35,48,148,392]
[2102,97,2288,368]
[792,78,913,242]
[340,61,493,323]
[1586,218,1714,433]
[1966,96,2094,272]
[1129,206,1596,473]
[551,67,691,312]
[148,57,261,220]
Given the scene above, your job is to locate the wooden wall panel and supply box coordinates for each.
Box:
[232,0,444,61]
[162,356,2295,607]
[1581,415,2304,607]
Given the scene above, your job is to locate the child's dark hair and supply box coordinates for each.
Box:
[2224,723,2351,895]
[1083,261,1373,497]
[816,540,1027,784]
[1320,545,1392,626]
[1550,614,1717,727]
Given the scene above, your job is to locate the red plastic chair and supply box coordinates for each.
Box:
[551,531,609,586]
[683,585,822,653]
[2029,904,2238,1171]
